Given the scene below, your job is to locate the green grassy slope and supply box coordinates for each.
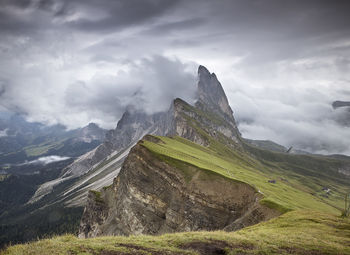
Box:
[142,136,347,214]
[2,210,349,255]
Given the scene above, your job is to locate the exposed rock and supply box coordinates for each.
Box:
[172,98,241,146]
[79,190,109,237]
[79,140,278,238]
[197,66,233,118]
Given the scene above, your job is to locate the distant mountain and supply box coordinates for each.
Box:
[0,117,106,247]
[332,100,350,109]
[244,139,311,155]
[0,114,106,166]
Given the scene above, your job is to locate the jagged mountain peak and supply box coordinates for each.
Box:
[198,65,210,75]
[196,65,234,119]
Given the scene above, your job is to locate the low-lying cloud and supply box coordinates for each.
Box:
[0,55,196,129]
[225,63,350,155]
[21,155,71,165]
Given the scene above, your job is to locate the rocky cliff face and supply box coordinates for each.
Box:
[197,65,233,118]
[79,136,278,238]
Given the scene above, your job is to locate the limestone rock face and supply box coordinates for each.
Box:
[79,138,278,238]
[197,66,233,119]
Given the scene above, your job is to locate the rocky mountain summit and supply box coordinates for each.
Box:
[197,65,235,121]
[29,65,242,207]
[77,67,278,238]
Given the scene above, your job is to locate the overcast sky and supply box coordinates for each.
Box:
[0,0,350,155]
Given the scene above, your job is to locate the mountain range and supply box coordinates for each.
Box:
[1,66,350,254]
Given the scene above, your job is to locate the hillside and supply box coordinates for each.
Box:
[2,210,350,254]
[142,135,347,214]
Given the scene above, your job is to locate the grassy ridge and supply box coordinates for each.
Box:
[142,136,345,214]
[3,210,349,255]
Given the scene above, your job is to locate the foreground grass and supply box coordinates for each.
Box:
[2,210,350,255]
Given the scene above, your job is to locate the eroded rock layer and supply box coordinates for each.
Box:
[79,136,279,238]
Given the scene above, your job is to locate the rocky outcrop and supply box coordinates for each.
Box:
[79,137,278,238]
[171,98,241,146]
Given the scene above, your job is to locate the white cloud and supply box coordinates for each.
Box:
[0,128,8,137]
[21,155,70,165]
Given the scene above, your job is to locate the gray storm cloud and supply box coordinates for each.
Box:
[0,55,196,128]
[0,0,349,155]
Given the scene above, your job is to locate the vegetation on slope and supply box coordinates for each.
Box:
[142,136,347,214]
[2,210,349,255]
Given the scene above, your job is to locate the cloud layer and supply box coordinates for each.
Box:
[20,155,70,165]
[0,0,349,155]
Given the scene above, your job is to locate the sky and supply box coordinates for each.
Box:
[0,0,350,155]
